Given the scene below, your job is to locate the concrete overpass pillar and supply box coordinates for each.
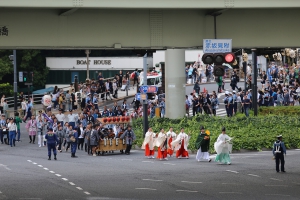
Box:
[165,49,186,119]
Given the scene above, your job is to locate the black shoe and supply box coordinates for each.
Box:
[29,141,32,143]
[48,157,51,160]
[276,171,279,173]
[54,157,57,160]
[281,171,286,173]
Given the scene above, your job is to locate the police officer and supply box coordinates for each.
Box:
[93,93,99,110]
[272,135,286,173]
[232,91,237,114]
[228,92,234,117]
[45,128,59,160]
[223,91,229,117]
[70,127,78,158]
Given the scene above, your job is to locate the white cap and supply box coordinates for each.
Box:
[232,90,236,93]
[225,91,229,95]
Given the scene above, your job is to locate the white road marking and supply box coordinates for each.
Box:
[176,190,198,193]
[163,163,176,166]
[142,179,163,182]
[55,174,61,177]
[0,191,2,193]
[121,159,132,161]
[292,182,300,185]
[0,164,11,171]
[43,168,49,170]
[270,178,282,181]
[84,192,90,195]
[32,163,37,165]
[37,165,43,167]
[226,170,239,174]
[219,192,242,194]
[27,160,32,162]
[49,171,55,173]
[265,185,288,187]
[69,182,75,185]
[142,161,154,163]
[62,178,68,181]
[248,174,260,177]
[76,187,83,190]
[181,181,202,184]
[135,188,157,191]
[19,198,42,200]
[265,194,290,197]
[222,183,244,185]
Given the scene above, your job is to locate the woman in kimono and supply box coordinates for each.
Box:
[25,115,37,144]
[171,128,190,159]
[214,127,233,165]
[166,127,176,157]
[142,127,156,159]
[156,129,168,161]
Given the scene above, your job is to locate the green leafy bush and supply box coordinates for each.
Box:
[259,106,300,115]
[132,115,300,153]
[0,83,13,96]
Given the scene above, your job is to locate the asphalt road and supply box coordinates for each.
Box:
[1,126,300,200]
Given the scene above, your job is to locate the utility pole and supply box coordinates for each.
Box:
[142,53,148,138]
[9,51,18,113]
[85,50,90,80]
[252,49,258,116]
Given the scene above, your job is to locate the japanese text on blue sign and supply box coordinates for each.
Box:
[203,39,232,53]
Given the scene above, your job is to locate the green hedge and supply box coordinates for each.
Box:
[132,115,300,153]
[259,106,300,115]
[0,83,13,96]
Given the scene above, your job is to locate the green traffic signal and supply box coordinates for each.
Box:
[23,77,27,82]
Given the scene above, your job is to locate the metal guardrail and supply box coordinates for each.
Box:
[6,76,120,108]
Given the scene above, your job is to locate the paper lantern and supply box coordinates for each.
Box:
[112,117,116,122]
[103,117,107,123]
[116,117,120,122]
[107,117,111,123]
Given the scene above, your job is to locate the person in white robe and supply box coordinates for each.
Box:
[171,128,190,159]
[166,127,176,157]
[142,127,156,158]
[155,129,168,160]
[214,127,233,165]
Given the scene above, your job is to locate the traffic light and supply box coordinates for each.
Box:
[202,53,236,76]
[23,72,28,82]
[202,53,214,64]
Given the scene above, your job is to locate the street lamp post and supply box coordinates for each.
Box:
[85,50,90,81]
[9,50,18,113]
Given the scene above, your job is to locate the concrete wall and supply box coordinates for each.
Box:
[1,8,300,49]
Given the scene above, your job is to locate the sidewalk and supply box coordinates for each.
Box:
[7,87,137,117]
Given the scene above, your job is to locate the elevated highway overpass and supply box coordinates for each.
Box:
[1,0,300,49]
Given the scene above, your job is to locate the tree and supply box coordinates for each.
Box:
[18,50,49,88]
[0,50,13,81]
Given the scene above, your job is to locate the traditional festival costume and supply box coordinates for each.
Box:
[214,128,232,165]
[142,130,156,158]
[195,128,211,162]
[166,130,176,157]
[25,119,37,143]
[172,131,190,158]
[155,132,168,160]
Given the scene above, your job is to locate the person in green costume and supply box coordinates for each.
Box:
[195,126,211,162]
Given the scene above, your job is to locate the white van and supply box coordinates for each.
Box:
[147,74,162,87]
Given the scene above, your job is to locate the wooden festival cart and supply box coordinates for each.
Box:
[96,117,130,155]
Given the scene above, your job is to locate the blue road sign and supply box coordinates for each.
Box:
[139,86,158,93]
[136,93,141,101]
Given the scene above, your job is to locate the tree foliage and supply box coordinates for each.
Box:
[0,50,14,80]
[18,50,49,88]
